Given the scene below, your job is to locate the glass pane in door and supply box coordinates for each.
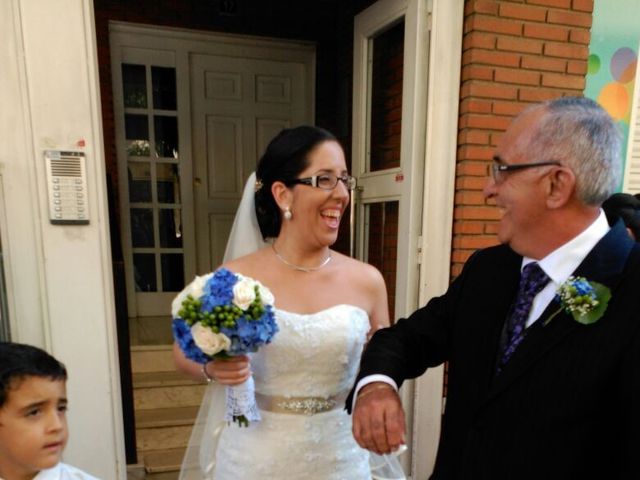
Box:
[128,162,152,202]
[130,209,154,248]
[125,114,150,157]
[159,209,182,248]
[156,163,180,203]
[161,254,184,292]
[133,253,156,292]
[152,66,177,110]
[154,116,178,158]
[364,201,399,323]
[368,20,404,172]
[122,64,147,108]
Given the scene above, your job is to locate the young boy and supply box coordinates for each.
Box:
[0,342,99,480]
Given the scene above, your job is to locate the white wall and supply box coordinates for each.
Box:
[0,1,125,478]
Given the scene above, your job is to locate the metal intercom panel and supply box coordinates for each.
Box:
[44,150,89,225]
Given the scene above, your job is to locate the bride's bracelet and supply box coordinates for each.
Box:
[356,383,394,402]
[201,363,216,383]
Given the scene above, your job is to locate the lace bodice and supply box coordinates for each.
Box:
[251,304,370,397]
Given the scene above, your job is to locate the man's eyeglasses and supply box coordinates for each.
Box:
[287,173,357,191]
[490,161,561,183]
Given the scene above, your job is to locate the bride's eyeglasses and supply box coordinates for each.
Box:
[287,173,357,191]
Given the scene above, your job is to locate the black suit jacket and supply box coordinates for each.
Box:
[354,220,640,479]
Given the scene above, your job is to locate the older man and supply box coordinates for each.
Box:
[351,97,640,479]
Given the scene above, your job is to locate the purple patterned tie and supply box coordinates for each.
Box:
[496,262,550,374]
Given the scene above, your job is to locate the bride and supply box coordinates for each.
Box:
[173,126,400,479]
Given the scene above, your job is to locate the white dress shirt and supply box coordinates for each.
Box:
[32,463,100,480]
[523,210,609,327]
[354,210,611,403]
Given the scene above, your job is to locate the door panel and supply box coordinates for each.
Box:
[190,54,310,272]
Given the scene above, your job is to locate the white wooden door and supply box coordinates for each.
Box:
[190,54,313,272]
[110,24,314,320]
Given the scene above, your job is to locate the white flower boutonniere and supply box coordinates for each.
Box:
[544,276,611,326]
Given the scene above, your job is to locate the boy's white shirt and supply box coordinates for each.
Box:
[31,463,100,480]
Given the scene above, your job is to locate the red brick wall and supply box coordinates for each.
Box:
[453,0,594,277]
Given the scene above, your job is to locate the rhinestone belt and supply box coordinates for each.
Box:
[255,391,348,416]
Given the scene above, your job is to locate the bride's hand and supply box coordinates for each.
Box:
[207,355,251,386]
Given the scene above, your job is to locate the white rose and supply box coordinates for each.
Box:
[191,323,231,356]
[190,273,213,299]
[232,276,257,310]
[258,283,275,306]
[171,273,214,318]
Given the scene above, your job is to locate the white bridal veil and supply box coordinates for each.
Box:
[178,172,406,479]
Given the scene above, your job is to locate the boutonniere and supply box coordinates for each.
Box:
[544,276,611,326]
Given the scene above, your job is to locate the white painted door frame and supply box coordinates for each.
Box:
[412,1,463,476]
[352,1,430,473]
[352,0,463,477]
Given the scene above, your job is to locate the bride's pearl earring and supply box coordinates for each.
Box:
[283,207,293,221]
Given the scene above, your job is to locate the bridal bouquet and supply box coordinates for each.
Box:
[171,268,278,426]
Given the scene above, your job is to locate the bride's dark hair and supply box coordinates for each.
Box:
[255,125,337,239]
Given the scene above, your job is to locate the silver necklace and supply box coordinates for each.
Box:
[272,244,332,272]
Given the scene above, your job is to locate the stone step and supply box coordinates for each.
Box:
[136,424,193,451]
[133,371,201,389]
[142,448,185,474]
[131,345,175,374]
[145,474,178,480]
[134,382,205,410]
[136,406,199,429]
[126,463,145,480]
[143,472,179,480]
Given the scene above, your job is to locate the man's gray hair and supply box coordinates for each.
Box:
[524,96,622,206]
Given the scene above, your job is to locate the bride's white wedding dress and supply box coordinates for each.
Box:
[179,174,404,479]
[212,304,372,479]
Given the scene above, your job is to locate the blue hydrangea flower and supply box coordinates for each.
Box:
[201,268,236,311]
[571,278,593,296]
[220,308,279,356]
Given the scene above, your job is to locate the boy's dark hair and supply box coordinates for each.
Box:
[0,342,67,407]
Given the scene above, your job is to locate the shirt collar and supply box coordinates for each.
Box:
[522,210,610,285]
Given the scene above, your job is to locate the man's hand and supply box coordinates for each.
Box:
[352,382,406,455]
